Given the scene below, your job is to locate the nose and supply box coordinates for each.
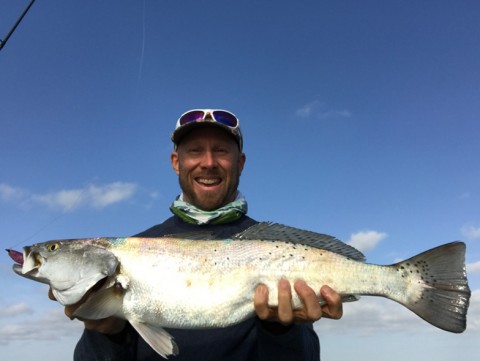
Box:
[200,150,217,168]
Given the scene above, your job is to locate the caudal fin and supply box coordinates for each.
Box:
[394,242,470,333]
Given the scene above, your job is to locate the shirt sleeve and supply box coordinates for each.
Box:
[73,324,137,361]
[256,319,320,361]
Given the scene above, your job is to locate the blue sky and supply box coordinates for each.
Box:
[1,0,479,360]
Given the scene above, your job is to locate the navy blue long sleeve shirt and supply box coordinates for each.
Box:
[73,215,320,361]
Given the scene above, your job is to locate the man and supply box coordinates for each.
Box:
[63,109,343,360]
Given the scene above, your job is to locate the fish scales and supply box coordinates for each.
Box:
[9,222,471,359]
[105,237,457,329]
[110,237,321,328]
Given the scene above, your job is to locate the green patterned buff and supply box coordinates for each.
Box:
[170,192,248,225]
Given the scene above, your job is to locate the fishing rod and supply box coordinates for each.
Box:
[0,0,37,51]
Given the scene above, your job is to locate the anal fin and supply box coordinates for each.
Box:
[130,321,179,359]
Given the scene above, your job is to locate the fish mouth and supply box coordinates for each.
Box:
[12,250,50,285]
[22,247,43,274]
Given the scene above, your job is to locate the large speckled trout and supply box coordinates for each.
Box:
[8,223,470,358]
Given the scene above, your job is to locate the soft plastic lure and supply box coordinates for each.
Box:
[6,249,23,265]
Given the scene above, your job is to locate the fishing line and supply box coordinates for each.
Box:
[0,0,37,51]
[7,184,90,250]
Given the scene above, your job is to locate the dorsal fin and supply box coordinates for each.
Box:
[233,222,366,262]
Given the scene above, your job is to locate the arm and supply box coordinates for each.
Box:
[253,281,343,361]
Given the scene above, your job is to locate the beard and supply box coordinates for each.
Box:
[178,170,240,211]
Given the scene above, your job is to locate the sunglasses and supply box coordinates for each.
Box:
[177,109,240,129]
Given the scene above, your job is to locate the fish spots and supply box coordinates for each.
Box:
[396,259,438,286]
[186,279,192,288]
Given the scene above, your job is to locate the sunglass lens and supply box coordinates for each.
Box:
[179,111,205,125]
[212,111,238,127]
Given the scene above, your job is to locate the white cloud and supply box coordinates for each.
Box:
[295,100,352,120]
[0,183,27,202]
[461,224,480,241]
[88,182,137,208]
[467,290,480,331]
[0,303,33,318]
[32,189,84,211]
[0,308,83,345]
[0,182,138,212]
[347,230,387,253]
[295,99,323,118]
[467,261,480,274]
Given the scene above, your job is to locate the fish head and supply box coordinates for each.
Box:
[12,239,119,306]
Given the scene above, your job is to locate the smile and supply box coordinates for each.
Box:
[196,178,221,186]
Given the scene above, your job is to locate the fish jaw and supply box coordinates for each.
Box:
[12,263,51,284]
[11,246,51,284]
[22,246,42,274]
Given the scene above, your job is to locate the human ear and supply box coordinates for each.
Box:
[238,153,246,175]
[170,152,180,176]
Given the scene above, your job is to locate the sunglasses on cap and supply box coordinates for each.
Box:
[177,109,240,129]
[172,109,243,150]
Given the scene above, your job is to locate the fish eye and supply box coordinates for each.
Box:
[48,243,60,252]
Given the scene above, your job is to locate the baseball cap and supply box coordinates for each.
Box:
[171,109,243,150]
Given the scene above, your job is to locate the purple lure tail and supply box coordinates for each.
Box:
[6,249,23,265]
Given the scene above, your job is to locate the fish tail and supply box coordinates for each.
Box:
[393,242,470,333]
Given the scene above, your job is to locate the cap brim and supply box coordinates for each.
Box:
[172,121,242,149]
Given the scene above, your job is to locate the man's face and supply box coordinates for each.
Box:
[171,127,246,211]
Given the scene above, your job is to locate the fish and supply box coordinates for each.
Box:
[9,222,471,359]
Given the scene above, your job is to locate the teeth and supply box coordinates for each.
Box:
[197,178,220,185]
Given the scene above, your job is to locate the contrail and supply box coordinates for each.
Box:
[137,0,147,88]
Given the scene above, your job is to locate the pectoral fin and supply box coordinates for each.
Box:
[73,285,124,320]
[130,321,179,359]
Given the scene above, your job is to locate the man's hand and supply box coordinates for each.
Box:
[48,287,125,334]
[254,280,343,325]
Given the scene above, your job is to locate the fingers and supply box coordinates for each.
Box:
[293,280,322,321]
[48,287,56,301]
[254,281,343,326]
[320,285,343,319]
[254,284,271,320]
[255,280,294,324]
[277,279,293,324]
